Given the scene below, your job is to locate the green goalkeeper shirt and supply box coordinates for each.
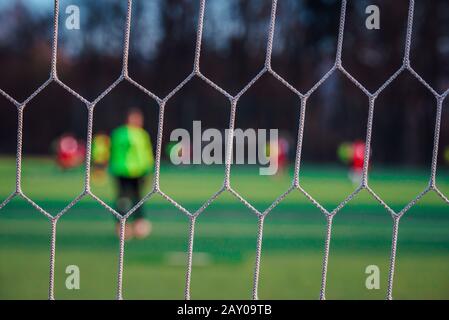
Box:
[109,125,154,178]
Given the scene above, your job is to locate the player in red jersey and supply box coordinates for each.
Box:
[55,134,86,170]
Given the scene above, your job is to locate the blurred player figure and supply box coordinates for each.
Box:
[266,135,290,176]
[338,140,366,184]
[110,108,154,240]
[55,133,86,170]
[91,132,110,184]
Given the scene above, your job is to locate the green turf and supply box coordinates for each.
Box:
[0,158,448,299]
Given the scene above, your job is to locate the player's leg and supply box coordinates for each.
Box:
[115,177,134,240]
[130,177,152,239]
[116,177,134,214]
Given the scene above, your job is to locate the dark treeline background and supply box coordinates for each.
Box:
[0,0,448,166]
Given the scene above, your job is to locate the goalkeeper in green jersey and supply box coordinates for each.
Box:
[110,108,154,240]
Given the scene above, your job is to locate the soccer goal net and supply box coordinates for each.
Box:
[0,0,448,300]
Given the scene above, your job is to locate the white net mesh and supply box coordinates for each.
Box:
[0,0,448,300]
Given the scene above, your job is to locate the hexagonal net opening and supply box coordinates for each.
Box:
[159,77,230,213]
[300,71,369,211]
[370,71,437,213]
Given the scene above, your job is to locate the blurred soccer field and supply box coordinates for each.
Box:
[0,157,448,300]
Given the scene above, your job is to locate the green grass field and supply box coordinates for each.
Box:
[0,157,448,300]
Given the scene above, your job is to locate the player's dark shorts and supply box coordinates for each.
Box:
[115,176,145,220]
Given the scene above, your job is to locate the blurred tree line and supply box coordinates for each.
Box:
[0,0,448,167]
